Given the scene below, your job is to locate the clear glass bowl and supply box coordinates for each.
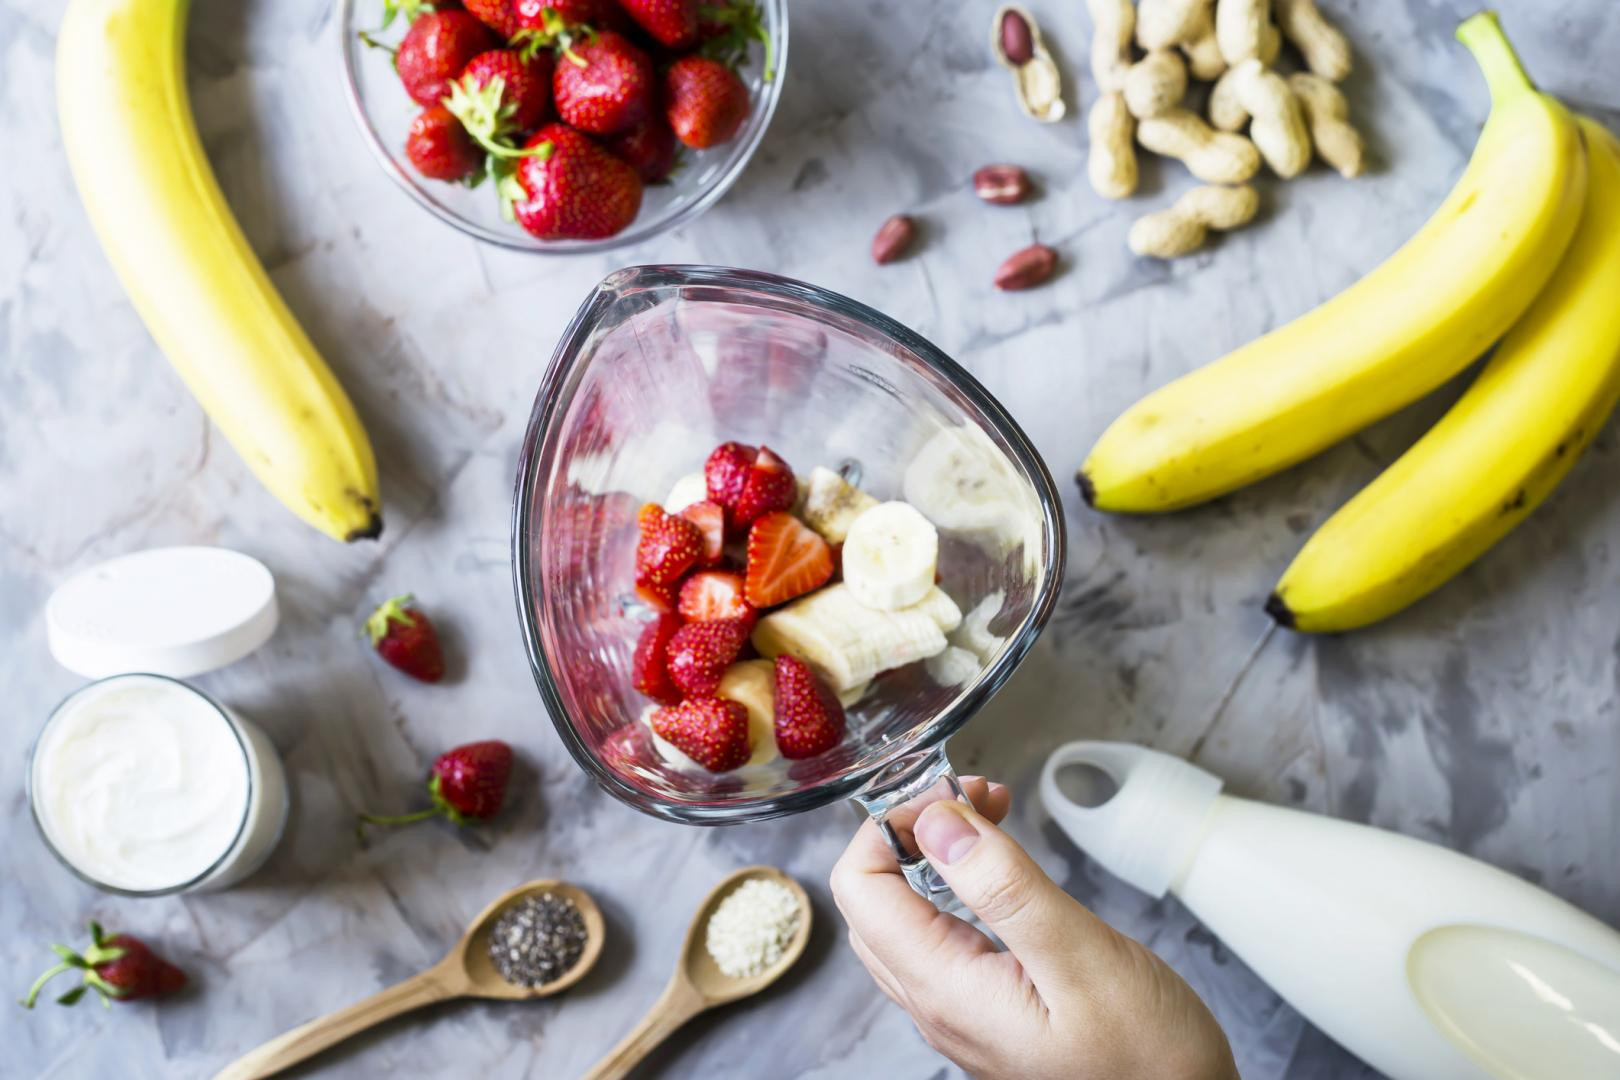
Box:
[512,266,1065,901]
[336,0,789,254]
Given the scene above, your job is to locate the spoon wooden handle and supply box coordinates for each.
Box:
[581,977,708,1080]
[215,965,464,1080]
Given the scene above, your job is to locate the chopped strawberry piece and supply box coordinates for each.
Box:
[704,441,757,514]
[635,579,679,613]
[773,655,846,758]
[733,446,797,529]
[635,503,703,590]
[651,697,751,772]
[664,618,750,696]
[745,512,834,608]
[679,500,726,566]
[632,613,684,704]
[678,570,756,627]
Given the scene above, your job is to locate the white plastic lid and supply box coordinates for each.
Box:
[1039,741,1223,899]
[46,547,278,679]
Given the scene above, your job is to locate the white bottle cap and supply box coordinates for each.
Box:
[1039,741,1223,898]
[46,547,278,679]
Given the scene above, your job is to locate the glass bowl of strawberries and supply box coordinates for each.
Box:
[512,266,1066,904]
[339,0,786,251]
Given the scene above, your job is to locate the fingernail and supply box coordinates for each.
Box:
[915,802,979,865]
[987,781,1008,800]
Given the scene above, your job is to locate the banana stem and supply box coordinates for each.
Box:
[1456,11,1536,107]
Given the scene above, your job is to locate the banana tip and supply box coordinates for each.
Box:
[1263,592,1295,629]
[346,511,384,543]
[1076,470,1097,508]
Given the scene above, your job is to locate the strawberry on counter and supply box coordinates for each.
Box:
[22,922,186,1008]
[359,739,515,834]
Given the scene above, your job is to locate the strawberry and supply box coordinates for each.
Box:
[635,502,703,590]
[396,9,496,107]
[405,105,484,181]
[618,0,699,48]
[651,697,751,771]
[22,922,186,1008]
[553,31,655,135]
[365,594,446,683]
[458,48,554,131]
[732,445,796,528]
[704,441,757,513]
[463,0,522,38]
[632,612,684,704]
[508,123,644,239]
[679,499,726,565]
[664,617,750,696]
[745,512,834,608]
[664,55,749,149]
[773,655,845,758]
[603,113,680,182]
[359,739,514,833]
[678,570,756,626]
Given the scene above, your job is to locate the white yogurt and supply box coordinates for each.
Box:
[30,674,288,893]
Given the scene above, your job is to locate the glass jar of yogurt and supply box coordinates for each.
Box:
[28,673,289,895]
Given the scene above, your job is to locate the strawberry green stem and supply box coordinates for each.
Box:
[20,962,74,1009]
[357,31,398,57]
[1456,11,1535,108]
[358,807,440,828]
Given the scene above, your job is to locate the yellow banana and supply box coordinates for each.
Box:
[1270,117,1620,632]
[57,0,382,542]
[1079,12,1586,513]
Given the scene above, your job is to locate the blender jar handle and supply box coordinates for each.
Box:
[852,745,969,912]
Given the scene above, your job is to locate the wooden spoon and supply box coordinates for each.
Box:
[582,865,811,1080]
[216,880,604,1080]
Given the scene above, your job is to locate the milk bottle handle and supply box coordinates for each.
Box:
[1038,741,1223,899]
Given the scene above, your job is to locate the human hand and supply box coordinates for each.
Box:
[830,778,1237,1080]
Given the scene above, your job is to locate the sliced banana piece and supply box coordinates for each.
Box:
[663,471,708,512]
[800,466,879,543]
[751,583,960,692]
[838,680,872,708]
[953,591,1008,661]
[926,645,983,688]
[842,501,939,611]
[903,425,1044,575]
[717,659,780,767]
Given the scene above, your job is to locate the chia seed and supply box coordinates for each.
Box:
[488,892,588,987]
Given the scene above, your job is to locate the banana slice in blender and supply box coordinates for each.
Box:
[800,466,879,543]
[716,660,780,767]
[752,583,961,693]
[663,472,708,512]
[841,501,940,612]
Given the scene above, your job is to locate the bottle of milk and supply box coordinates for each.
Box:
[1040,741,1620,1080]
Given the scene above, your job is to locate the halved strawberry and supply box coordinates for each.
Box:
[732,445,796,528]
[679,500,725,566]
[745,512,833,608]
[651,697,751,772]
[704,441,757,513]
[632,613,684,704]
[635,503,703,592]
[773,655,845,758]
[664,618,750,696]
[678,570,756,627]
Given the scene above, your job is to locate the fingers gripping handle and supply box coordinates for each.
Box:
[1039,741,1223,899]
[854,747,968,912]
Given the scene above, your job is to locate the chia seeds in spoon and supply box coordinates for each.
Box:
[489,892,588,987]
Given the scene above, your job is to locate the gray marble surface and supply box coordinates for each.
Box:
[5,0,1619,1076]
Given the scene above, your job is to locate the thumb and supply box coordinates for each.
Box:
[914,799,1111,993]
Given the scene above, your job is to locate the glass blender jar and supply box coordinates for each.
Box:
[512,266,1065,903]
